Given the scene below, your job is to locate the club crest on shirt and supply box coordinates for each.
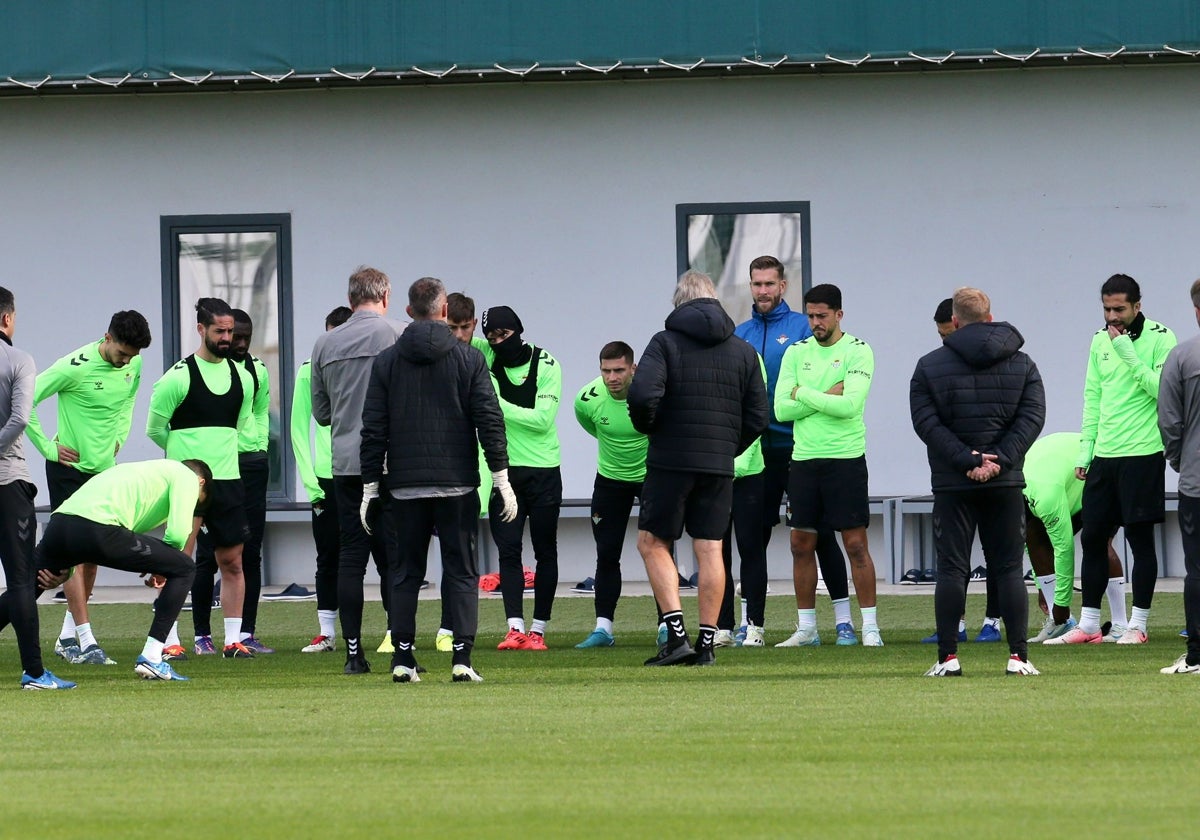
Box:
[775,334,790,345]
[831,360,842,369]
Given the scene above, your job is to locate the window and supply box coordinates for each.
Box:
[160,214,294,498]
[676,201,811,324]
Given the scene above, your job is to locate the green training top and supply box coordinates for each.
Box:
[25,340,141,474]
[774,332,874,461]
[290,360,332,502]
[1079,317,1176,466]
[473,336,561,468]
[146,355,253,480]
[1023,432,1084,608]
[56,459,200,550]
[236,355,270,454]
[574,375,647,483]
[734,355,768,479]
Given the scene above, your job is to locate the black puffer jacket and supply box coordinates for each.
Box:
[360,320,507,489]
[909,321,1045,492]
[629,298,768,475]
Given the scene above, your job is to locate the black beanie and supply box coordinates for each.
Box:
[481,305,523,335]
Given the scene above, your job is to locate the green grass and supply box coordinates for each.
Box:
[1,592,1192,838]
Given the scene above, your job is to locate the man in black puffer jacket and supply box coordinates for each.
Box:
[361,277,517,684]
[629,270,768,667]
[910,286,1045,677]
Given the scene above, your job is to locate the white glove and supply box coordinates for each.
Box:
[491,469,518,523]
[360,481,380,535]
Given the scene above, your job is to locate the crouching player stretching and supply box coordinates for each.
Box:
[32,459,211,682]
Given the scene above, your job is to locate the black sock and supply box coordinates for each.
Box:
[662,610,688,646]
[452,637,475,667]
[393,637,417,669]
[346,637,361,658]
[697,625,717,650]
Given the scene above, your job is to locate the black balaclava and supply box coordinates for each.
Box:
[482,306,531,367]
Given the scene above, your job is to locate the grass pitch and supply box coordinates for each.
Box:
[0,592,1192,838]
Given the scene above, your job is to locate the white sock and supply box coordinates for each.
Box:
[983,616,1000,630]
[596,617,614,635]
[165,622,181,648]
[1079,607,1103,635]
[832,597,851,626]
[530,619,547,636]
[958,618,966,633]
[1129,606,1150,632]
[797,609,817,630]
[141,638,165,664]
[318,609,337,639]
[59,611,78,641]
[1036,574,1057,614]
[223,617,242,648]
[77,623,97,650]
[739,597,748,626]
[1107,577,1129,627]
[860,606,878,632]
[508,617,526,634]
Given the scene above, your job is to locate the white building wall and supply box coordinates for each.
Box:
[3,64,1198,586]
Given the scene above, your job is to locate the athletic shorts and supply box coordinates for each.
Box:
[637,468,732,542]
[786,456,870,531]
[1082,453,1165,527]
[199,478,251,548]
[45,460,95,510]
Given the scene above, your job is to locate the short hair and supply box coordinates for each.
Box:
[599,341,634,365]
[196,298,233,327]
[231,308,252,328]
[408,277,446,318]
[182,458,213,484]
[749,255,785,279]
[0,287,14,317]
[325,306,352,329]
[347,266,390,307]
[108,310,152,349]
[1191,279,1200,310]
[933,298,954,325]
[447,292,475,323]
[952,287,991,325]
[673,270,717,308]
[804,283,842,310]
[1101,273,1141,303]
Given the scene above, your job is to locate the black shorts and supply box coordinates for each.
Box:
[1082,453,1166,526]
[786,456,870,531]
[45,460,95,510]
[637,468,732,541]
[199,478,251,549]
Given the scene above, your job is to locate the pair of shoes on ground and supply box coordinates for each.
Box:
[392,663,484,683]
[1044,624,1143,645]
[55,639,116,666]
[920,624,999,644]
[302,635,335,653]
[1028,616,1076,643]
[776,624,884,647]
[261,582,316,601]
[644,640,714,666]
[924,654,1040,677]
[576,628,615,648]
[570,576,595,594]
[901,568,936,585]
[193,635,266,657]
[497,628,548,651]
[735,625,765,647]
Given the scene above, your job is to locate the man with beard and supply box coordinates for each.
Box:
[148,297,255,659]
[470,305,562,650]
[910,287,1045,676]
[191,308,273,654]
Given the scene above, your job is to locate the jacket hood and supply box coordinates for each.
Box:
[665,298,735,346]
[944,321,1026,369]
[397,320,457,364]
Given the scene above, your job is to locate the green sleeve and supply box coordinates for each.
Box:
[25,354,78,462]
[237,364,255,444]
[1110,332,1170,403]
[253,359,270,452]
[574,380,599,439]
[773,344,817,423]
[290,363,322,502]
[795,341,873,419]
[147,364,189,450]
[164,470,200,550]
[1078,339,1101,468]
[499,351,561,433]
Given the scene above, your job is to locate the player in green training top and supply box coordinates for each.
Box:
[573,341,648,649]
[1026,432,1127,644]
[773,283,883,648]
[25,310,151,666]
[192,308,274,655]
[1056,274,1176,645]
[28,459,212,683]
[472,305,562,650]
[147,297,255,659]
[292,306,351,654]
